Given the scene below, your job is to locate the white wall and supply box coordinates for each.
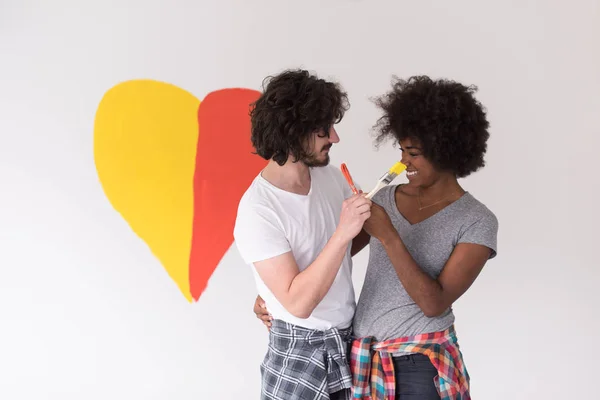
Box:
[1,0,599,398]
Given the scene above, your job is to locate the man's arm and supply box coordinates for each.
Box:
[252,193,371,319]
[254,231,350,319]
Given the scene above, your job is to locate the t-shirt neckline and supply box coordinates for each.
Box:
[258,168,314,198]
[389,185,471,227]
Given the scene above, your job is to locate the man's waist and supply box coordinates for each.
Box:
[269,319,353,367]
[260,291,355,331]
[270,319,353,341]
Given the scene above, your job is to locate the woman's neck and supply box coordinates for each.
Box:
[418,174,464,203]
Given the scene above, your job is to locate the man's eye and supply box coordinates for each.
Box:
[410,153,420,157]
[318,129,331,138]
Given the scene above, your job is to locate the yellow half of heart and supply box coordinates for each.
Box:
[94,80,200,302]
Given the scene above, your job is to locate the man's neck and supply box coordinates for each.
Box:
[261,158,312,195]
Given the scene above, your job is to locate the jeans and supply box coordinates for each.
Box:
[393,353,441,400]
[329,390,347,400]
[331,353,441,400]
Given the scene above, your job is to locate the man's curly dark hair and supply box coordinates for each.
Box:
[250,69,350,166]
[372,75,490,178]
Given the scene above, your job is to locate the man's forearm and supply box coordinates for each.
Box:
[285,231,350,318]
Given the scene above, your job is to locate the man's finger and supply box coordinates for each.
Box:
[349,202,369,213]
[255,310,267,318]
[355,203,372,215]
[345,193,365,205]
[260,313,272,322]
[352,196,372,207]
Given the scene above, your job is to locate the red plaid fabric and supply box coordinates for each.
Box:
[350,325,470,399]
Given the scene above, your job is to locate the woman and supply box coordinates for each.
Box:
[254,76,498,399]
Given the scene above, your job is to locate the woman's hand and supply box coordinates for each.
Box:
[363,203,397,244]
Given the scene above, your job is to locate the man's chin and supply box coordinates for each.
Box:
[304,156,329,168]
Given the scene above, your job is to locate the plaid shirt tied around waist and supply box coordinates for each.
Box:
[350,325,470,400]
[260,319,353,400]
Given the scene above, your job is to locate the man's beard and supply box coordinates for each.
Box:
[301,144,331,167]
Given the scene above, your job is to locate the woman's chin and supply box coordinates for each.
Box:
[404,178,419,187]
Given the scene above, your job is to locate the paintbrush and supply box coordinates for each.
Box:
[340,163,360,195]
[365,162,407,199]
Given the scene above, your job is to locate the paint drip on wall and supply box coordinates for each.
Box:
[93,80,267,302]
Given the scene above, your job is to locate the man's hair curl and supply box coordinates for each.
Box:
[250,69,349,166]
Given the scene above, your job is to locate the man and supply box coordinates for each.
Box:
[233,69,372,400]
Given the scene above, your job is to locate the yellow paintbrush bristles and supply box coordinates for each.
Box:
[389,162,406,176]
[365,161,407,199]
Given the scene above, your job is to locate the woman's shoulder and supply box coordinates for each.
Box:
[371,184,400,207]
[458,192,499,225]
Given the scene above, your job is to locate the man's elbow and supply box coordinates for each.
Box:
[290,309,312,319]
[286,302,314,319]
[273,289,314,319]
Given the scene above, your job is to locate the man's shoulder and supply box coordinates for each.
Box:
[236,174,293,224]
[237,173,274,205]
[234,177,285,239]
[235,176,273,220]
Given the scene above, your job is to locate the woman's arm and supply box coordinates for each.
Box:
[364,204,492,317]
[351,229,371,256]
[380,234,490,317]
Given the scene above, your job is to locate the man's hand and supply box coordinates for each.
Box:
[336,193,372,243]
[253,295,272,330]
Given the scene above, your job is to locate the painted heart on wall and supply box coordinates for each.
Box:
[94,80,267,302]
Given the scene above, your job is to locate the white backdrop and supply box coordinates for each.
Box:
[1,0,599,399]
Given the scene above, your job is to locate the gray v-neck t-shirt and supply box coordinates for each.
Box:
[352,184,498,346]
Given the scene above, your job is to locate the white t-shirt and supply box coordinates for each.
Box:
[233,165,357,330]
